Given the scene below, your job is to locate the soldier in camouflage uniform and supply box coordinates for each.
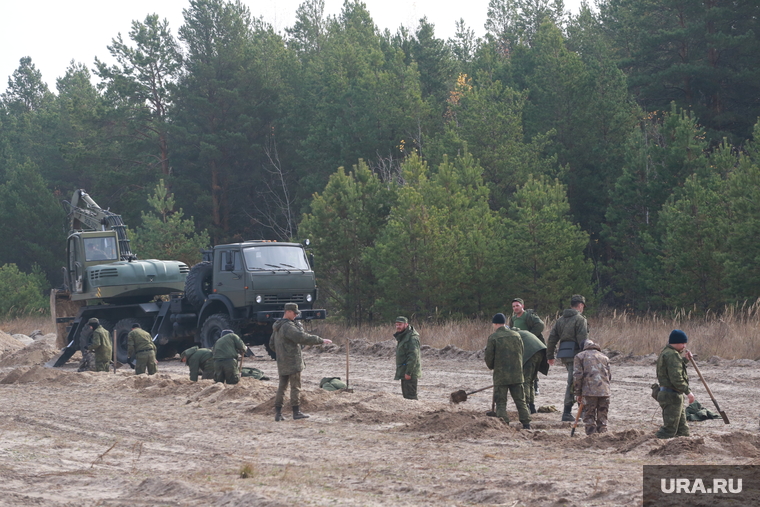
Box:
[127,323,157,375]
[516,329,548,414]
[485,313,531,429]
[547,294,589,421]
[86,318,112,372]
[655,329,695,439]
[393,316,422,400]
[510,298,546,397]
[270,303,332,421]
[213,330,246,385]
[573,340,611,435]
[181,346,214,381]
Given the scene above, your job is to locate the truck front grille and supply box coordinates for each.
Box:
[90,268,118,280]
[263,294,305,304]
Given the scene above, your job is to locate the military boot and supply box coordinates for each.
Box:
[275,406,286,422]
[529,403,537,414]
[293,406,310,420]
[522,423,532,430]
[561,404,575,422]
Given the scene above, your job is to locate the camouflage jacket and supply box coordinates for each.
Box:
[516,329,549,376]
[394,326,422,380]
[485,326,524,386]
[269,319,325,376]
[547,308,588,360]
[510,310,546,344]
[181,346,214,381]
[88,326,112,362]
[656,345,690,394]
[573,342,611,397]
[127,328,155,358]
[213,333,246,361]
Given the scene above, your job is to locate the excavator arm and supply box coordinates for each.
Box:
[65,189,135,260]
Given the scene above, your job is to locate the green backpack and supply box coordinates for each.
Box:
[319,377,347,391]
[241,367,269,380]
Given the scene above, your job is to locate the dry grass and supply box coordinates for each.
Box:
[314,301,760,360]
[0,314,54,336]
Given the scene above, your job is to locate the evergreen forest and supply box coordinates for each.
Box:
[2,0,760,322]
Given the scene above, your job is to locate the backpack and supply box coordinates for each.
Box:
[319,377,347,391]
[241,367,269,380]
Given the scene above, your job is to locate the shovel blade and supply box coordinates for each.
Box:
[450,390,468,404]
[719,411,730,424]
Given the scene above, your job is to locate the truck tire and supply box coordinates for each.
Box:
[114,318,151,364]
[200,313,235,350]
[185,261,213,309]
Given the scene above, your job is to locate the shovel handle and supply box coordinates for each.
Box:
[687,352,730,424]
[467,384,494,396]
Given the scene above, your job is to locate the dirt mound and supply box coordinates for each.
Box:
[422,344,483,360]
[714,431,760,458]
[0,330,25,357]
[1,365,66,384]
[0,334,59,367]
[399,408,508,439]
[648,436,706,456]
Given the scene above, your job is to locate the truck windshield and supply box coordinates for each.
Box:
[243,245,309,271]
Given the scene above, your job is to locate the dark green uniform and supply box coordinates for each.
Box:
[656,345,691,439]
[213,333,246,384]
[181,346,214,381]
[269,319,325,407]
[547,308,588,408]
[128,328,157,375]
[88,326,112,372]
[516,330,548,406]
[510,310,546,344]
[394,325,422,400]
[485,326,531,425]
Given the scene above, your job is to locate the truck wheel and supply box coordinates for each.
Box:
[185,261,213,309]
[200,313,234,350]
[114,318,150,364]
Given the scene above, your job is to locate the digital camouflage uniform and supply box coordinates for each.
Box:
[128,328,157,375]
[656,345,691,439]
[269,319,326,407]
[510,310,546,344]
[573,342,611,435]
[181,346,214,381]
[547,307,589,409]
[88,325,112,372]
[213,332,246,384]
[394,325,422,400]
[485,326,531,426]
[516,330,548,407]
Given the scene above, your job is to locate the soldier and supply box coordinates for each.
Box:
[213,329,246,385]
[127,323,157,375]
[515,329,548,414]
[180,346,214,381]
[573,340,611,435]
[655,329,695,439]
[485,313,531,429]
[510,298,546,396]
[393,316,422,400]
[547,294,589,422]
[270,303,332,421]
[86,318,112,372]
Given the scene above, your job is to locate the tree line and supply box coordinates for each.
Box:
[1,0,759,321]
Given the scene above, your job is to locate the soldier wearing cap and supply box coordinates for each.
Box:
[269,303,332,421]
[127,323,157,375]
[655,329,695,439]
[573,340,612,435]
[213,329,246,384]
[547,294,589,421]
[86,317,112,372]
[485,313,531,429]
[509,297,546,397]
[393,316,422,400]
[180,346,215,381]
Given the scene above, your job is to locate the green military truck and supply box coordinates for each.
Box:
[52,190,325,366]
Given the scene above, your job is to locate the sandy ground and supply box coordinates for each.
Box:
[0,334,759,507]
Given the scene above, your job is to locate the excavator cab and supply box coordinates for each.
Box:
[66,231,120,294]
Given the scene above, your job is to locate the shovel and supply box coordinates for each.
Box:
[688,352,730,424]
[571,399,585,437]
[450,384,493,404]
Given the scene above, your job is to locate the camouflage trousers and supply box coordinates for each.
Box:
[214,358,240,384]
[401,378,418,400]
[656,390,690,439]
[561,358,576,408]
[94,360,111,372]
[78,350,95,372]
[494,384,531,425]
[275,371,302,407]
[522,353,542,405]
[581,396,609,435]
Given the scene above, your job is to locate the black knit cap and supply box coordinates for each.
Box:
[492,313,507,324]
[669,329,688,344]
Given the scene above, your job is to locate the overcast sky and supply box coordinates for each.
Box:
[1,0,588,90]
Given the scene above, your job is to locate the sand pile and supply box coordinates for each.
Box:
[0,330,25,357]
[400,409,508,439]
[0,333,59,367]
[0,365,66,384]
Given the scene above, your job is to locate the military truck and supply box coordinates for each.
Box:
[52,190,325,366]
